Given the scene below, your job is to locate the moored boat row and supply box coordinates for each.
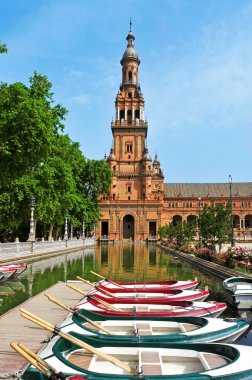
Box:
[11,272,252,379]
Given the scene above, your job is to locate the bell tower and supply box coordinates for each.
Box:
[99,23,164,242]
[109,22,150,201]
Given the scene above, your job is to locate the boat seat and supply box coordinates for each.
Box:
[141,351,162,375]
[136,306,149,312]
[200,353,228,370]
[142,364,162,375]
[135,322,152,336]
[235,284,252,290]
[139,329,152,336]
[135,323,151,330]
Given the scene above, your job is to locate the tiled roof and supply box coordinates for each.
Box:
[164,182,252,198]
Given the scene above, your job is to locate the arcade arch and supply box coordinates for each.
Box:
[123,214,134,239]
[245,215,252,228]
[172,215,182,225]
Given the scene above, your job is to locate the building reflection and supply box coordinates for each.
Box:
[95,243,167,281]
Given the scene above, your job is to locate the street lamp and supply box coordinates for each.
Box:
[93,222,96,239]
[198,196,202,247]
[27,195,36,241]
[70,223,73,240]
[82,218,85,239]
[64,209,68,240]
[228,175,235,247]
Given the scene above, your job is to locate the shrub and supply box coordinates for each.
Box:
[196,247,215,261]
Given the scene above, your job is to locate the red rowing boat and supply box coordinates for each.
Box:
[88,287,209,303]
[74,297,227,318]
[91,271,199,293]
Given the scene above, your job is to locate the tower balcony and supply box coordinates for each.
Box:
[111,120,148,128]
[120,81,141,89]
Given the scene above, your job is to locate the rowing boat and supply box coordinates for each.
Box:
[20,333,252,379]
[88,287,210,303]
[90,271,199,292]
[60,307,249,344]
[222,276,252,309]
[74,297,227,318]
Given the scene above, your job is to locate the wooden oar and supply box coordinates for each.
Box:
[20,309,137,375]
[90,271,105,280]
[76,276,115,297]
[10,343,50,377]
[44,292,116,335]
[90,271,126,288]
[18,343,64,378]
[66,283,123,312]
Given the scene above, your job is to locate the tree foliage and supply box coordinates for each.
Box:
[158,221,196,246]
[0,42,8,54]
[0,72,111,241]
[198,202,232,251]
[0,72,67,181]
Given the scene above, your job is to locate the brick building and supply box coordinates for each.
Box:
[97,27,252,243]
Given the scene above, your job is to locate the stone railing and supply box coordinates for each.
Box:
[0,238,96,261]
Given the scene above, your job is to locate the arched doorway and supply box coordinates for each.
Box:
[187,215,197,225]
[172,215,182,225]
[123,215,134,239]
[233,215,240,228]
[245,215,252,228]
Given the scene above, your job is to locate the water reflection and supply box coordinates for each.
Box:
[0,243,252,345]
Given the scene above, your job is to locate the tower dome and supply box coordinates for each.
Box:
[142,147,152,161]
[107,148,116,161]
[120,21,140,65]
[153,153,160,166]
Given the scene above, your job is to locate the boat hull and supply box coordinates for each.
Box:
[20,337,252,380]
[97,279,199,293]
[61,309,249,344]
[91,288,210,303]
[75,298,227,318]
[222,277,252,309]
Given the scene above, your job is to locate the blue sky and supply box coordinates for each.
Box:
[1,0,252,183]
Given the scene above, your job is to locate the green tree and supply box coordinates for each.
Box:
[198,203,231,252]
[0,72,111,241]
[215,202,232,252]
[0,72,67,182]
[0,42,8,54]
[77,158,111,236]
[158,221,196,246]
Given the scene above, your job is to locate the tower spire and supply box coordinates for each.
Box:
[129,19,132,32]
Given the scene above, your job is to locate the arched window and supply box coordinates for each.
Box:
[135,109,140,124]
[120,110,125,123]
[128,71,132,82]
[127,110,132,123]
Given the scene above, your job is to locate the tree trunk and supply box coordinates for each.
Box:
[48,224,53,241]
[55,225,61,240]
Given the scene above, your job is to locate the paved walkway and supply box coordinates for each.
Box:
[0,281,91,377]
[0,239,96,264]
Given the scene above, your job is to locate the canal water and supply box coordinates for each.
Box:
[0,244,251,345]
